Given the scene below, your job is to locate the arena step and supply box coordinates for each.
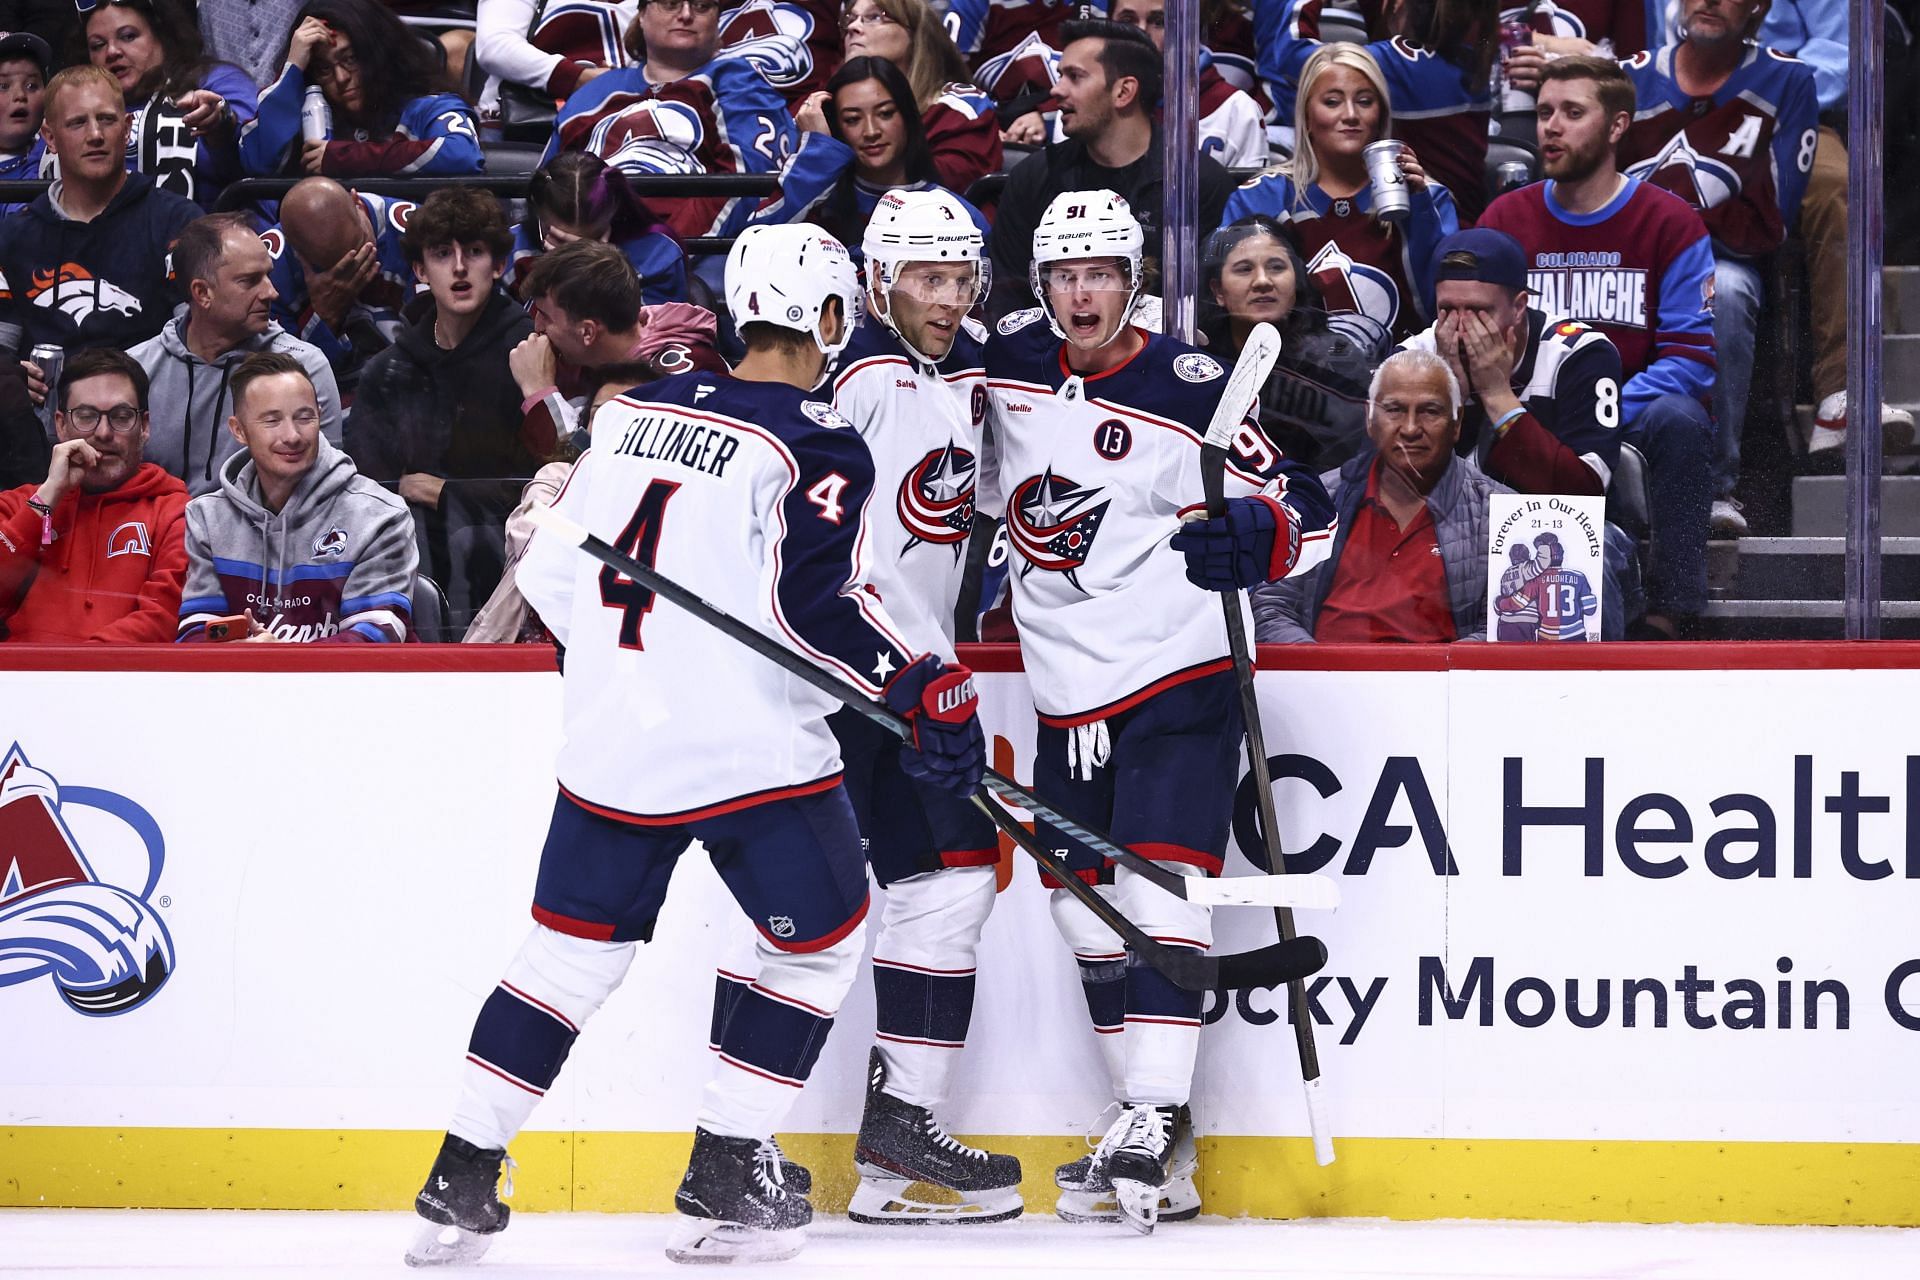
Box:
[1887,265,1920,335]
[1791,475,1920,535]
[1708,536,1920,600]
[1698,598,1920,640]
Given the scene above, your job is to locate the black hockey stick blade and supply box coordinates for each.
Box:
[1214,936,1328,990]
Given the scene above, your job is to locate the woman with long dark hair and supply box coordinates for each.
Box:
[1221,43,1458,347]
[505,150,687,306]
[752,55,988,255]
[239,0,482,178]
[838,0,1001,193]
[83,0,258,200]
[1201,215,1377,471]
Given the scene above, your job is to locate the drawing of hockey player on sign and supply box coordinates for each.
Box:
[1498,533,1598,641]
[1486,492,1604,641]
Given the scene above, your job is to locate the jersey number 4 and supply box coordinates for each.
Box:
[599,479,682,649]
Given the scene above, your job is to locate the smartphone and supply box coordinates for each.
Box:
[204,613,254,643]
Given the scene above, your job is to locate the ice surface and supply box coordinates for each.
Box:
[3,1210,1917,1280]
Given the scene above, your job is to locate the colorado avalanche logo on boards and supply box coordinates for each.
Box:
[0,744,174,1016]
[1007,469,1110,590]
[897,443,978,557]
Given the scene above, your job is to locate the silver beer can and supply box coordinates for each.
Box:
[29,343,64,395]
[301,86,331,144]
[1362,139,1411,223]
[1497,161,1532,192]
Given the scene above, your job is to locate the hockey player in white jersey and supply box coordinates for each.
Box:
[405,222,987,1268]
[982,189,1336,1233]
[811,188,1023,1225]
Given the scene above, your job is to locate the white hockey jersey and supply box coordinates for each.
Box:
[516,370,918,822]
[982,312,1337,723]
[828,315,988,662]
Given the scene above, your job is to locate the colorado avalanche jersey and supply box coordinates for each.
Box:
[1510,0,1648,57]
[1221,169,1458,346]
[945,0,1071,66]
[718,0,841,106]
[239,69,483,176]
[1619,43,1817,259]
[828,316,988,659]
[544,49,798,238]
[982,314,1336,723]
[481,0,636,96]
[923,82,1004,194]
[260,193,419,374]
[1478,177,1715,422]
[514,371,918,822]
[749,132,991,257]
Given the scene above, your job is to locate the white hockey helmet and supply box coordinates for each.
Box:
[862,188,988,363]
[1028,188,1146,343]
[725,222,861,358]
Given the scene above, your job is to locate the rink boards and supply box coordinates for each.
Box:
[3,643,1920,1225]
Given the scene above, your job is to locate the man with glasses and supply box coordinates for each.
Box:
[177,352,415,643]
[0,349,187,642]
[134,213,342,498]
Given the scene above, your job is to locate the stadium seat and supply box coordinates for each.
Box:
[1606,442,1652,544]
[413,572,452,643]
[481,140,549,176]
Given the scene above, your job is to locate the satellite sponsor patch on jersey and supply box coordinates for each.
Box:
[998,307,1044,335]
[1172,353,1224,383]
[800,399,852,429]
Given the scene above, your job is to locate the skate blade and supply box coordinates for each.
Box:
[848,1176,1023,1226]
[665,1214,806,1265]
[1111,1178,1161,1235]
[1056,1177,1199,1227]
[404,1220,497,1267]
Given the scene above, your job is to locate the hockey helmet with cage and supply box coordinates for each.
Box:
[725,222,861,359]
[862,189,988,365]
[1029,189,1146,344]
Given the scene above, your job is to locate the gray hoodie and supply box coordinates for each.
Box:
[131,306,344,497]
[177,435,416,643]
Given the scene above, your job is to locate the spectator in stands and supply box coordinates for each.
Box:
[544,0,798,239]
[348,186,536,628]
[0,31,49,191]
[1201,216,1375,470]
[0,349,187,642]
[177,352,416,643]
[83,0,259,205]
[1506,0,1652,60]
[757,57,991,254]
[1221,43,1457,349]
[477,0,633,118]
[1107,0,1268,166]
[1617,0,1817,536]
[133,213,342,498]
[1,65,200,404]
[988,18,1233,319]
[1479,55,1715,638]
[837,0,1003,193]
[714,0,843,107]
[1257,0,1501,221]
[1254,348,1505,642]
[261,177,418,393]
[239,0,483,178]
[1755,0,1910,467]
[511,238,726,451]
[198,0,305,89]
[506,150,686,307]
[945,0,1071,74]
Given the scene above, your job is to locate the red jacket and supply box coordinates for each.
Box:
[0,464,189,643]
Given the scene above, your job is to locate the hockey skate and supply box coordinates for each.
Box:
[761,1135,811,1195]
[405,1133,513,1267]
[1055,1103,1199,1229]
[848,1048,1023,1225]
[667,1127,812,1264]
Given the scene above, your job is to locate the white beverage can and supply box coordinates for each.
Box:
[1363,139,1411,223]
[301,86,331,144]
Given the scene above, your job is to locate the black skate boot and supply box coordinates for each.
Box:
[1056,1103,1199,1227]
[1104,1103,1182,1235]
[760,1136,812,1195]
[849,1048,1023,1225]
[667,1127,813,1264]
[404,1133,512,1267]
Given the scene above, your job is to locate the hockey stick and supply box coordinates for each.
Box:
[523,503,1330,991]
[1199,322,1336,1165]
[523,505,1337,911]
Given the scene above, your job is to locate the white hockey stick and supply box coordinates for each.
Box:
[1199,321,1337,1165]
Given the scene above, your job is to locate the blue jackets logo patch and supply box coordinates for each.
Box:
[1007,469,1110,590]
[897,443,977,556]
[0,744,175,1016]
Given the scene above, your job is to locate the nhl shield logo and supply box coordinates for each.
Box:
[0,744,175,1016]
[767,915,796,939]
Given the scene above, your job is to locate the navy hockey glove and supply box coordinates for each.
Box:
[883,656,986,795]
[1171,496,1300,590]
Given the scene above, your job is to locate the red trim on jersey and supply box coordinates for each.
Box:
[1125,1015,1204,1027]
[1040,866,1105,889]
[833,353,911,392]
[1252,494,1297,579]
[531,904,616,940]
[1057,327,1152,383]
[500,981,580,1033]
[1036,658,1234,728]
[466,1054,545,1096]
[1075,950,1127,962]
[1093,1024,1124,1034]
[1130,842,1224,876]
[717,1051,805,1088]
[873,957,978,976]
[757,893,871,953]
[940,846,1001,868]
[556,773,843,826]
[1148,934,1210,949]
[715,969,754,985]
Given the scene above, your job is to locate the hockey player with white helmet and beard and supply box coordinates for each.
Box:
[808,186,1023,1226]
[405,220,987,1267]
[981,189,1336,1233]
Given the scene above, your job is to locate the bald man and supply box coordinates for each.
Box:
[259,177,418,394]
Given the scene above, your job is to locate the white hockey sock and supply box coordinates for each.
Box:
[1113,862,1210,1106]
[1049,883,1129,1100]
[872,867,995,1110]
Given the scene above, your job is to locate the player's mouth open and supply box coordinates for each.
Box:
[1068,311,1102,336]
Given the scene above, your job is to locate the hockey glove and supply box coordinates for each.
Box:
[882,655,987,795]
[1171,496,1300,591]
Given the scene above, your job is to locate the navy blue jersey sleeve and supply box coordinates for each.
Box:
[769,412,917,696]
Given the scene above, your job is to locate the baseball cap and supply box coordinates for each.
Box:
[0,31,53,75]
[1431,228,1528,293]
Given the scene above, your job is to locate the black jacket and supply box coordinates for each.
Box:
[987,127,1234,321]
